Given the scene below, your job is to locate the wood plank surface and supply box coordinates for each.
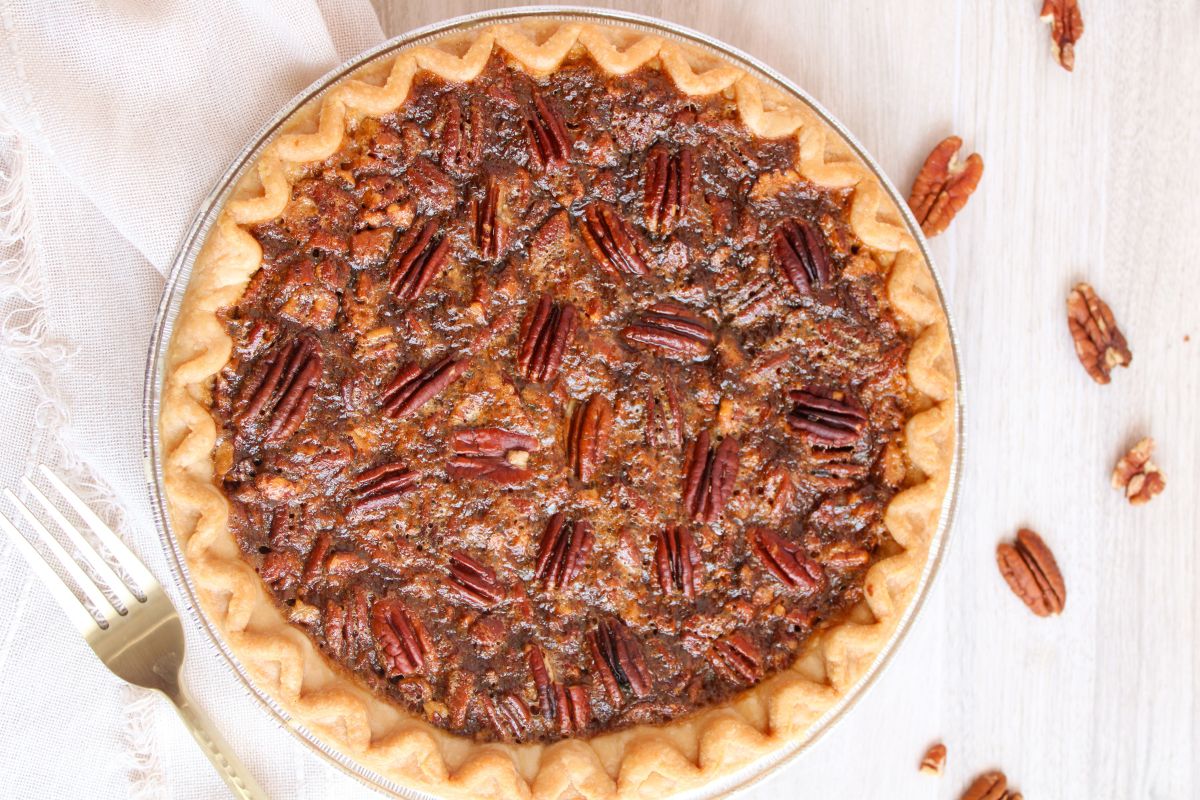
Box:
[368,3,1199,797]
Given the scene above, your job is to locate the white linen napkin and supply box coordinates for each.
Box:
[0,2,387,797]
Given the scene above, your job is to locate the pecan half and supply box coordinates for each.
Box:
[960,771,1008,800]
[566,394,613,483]
[233,335,323,444]
[708,630,762,685]
[1111,437,1166,506]
[526,644,591,735]
[1066,282,1131,384]
[653,525,701,599]
[996,528,1066,617]
[772,218,831,296]
[447,427,538,485]
[324,585,372,661]
[907,136,984,237]
[526,91,571,168]
[643,143,693,235]
[347,461,418,516]
[480,692,531,741]
[440,95,485,175]
[682,431,740,523]
[750,527,824,593]
[526,644,555,719]
[446,551,506,609]
[645,373,684,450]
[587,617,652,704]
[806,447,869,490]
[371,597,431,678]
[388,219,451,302]
[379,356,469,419]
[580,203,650,277]
[516,294,578,383]
[919,742,947,776]
[1040,0,1083,71]
[786,390,869,446]
[621,302,715,361]
[471,175,507,260]
[534,513,595,590]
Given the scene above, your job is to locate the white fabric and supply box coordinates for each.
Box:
[0,2,388,797]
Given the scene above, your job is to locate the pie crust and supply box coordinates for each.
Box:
[160,19,957,799]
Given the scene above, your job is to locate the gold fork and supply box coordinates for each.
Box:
[0,466,267,799]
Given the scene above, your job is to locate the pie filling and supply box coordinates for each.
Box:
[212,50,914,743]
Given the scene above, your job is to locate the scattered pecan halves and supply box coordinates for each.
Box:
[1040,0,1084,72]
[908,136,984,237]
[379,356,469,419]
[517,293,579,383]
[1112,437,1166,505]
[1066,282,1131,384]
[996,528,1066,617]
[566,394,613,483]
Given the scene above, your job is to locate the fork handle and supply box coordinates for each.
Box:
[170,689,269,799]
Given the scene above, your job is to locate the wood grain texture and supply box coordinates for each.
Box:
[361,2,1198,798]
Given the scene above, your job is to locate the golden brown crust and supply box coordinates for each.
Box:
[161,19,956,799]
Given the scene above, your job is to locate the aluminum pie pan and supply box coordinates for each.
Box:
[141,6,965,799]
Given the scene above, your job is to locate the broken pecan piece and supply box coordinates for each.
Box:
[480,692,531,741]
[772,218,831,296]
[919,742,947,776]
[643,143,693,235]
[371,597,431,678]
[621,302,716,361]
[526,91,571,168]
[708,630,762,685]
[534,513,595,590]
[471,175,508,260]
[750,527,824,593]
[1066,282,1131,384]
[587,616,651,704]
[682,431,740,523]
[446,551,506,609]
[347,461,418,516]
[996,528,1066,617]
[440,95,485,175]
[387,218,451,302]
[566,394,613,483]
[1040,0,1083,72]
[233,334,323,444]
[960,770,1008,800]
[516,294,578,383]
[580,203,650,277]
[447,427,538,485]
[379,356,469,419]
[1112,437,1166,506]
[908,136,984,237]
[653,525,701,599]
[786,390,869,446]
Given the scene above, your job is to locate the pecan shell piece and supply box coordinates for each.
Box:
[996,528,1066,617]
[708,630,763,685]
[1066,282,1131,384]
[786,390,869,446]
[388,219,451,302]
[1040,0,1083,72]
[643,143,693,235]
[347,461,418,516]
[621,302,716,361]
[750,527,824,593]
[587,617,652,704]
[772,218,831,296]
[907,136,984,237]
[653,525,701,600]
[566,394,613,483]
[472,175,508,261]
[516,293,578,383]
[480,692,532,741]
[580,203,650,277]
[370,597,431,678]
[379,356,469,419]
[234,334,323,444]
[448,427,538,485]
[1111,437,1166,506]
[534,513,595,591]
[446,551,506,609]
[526,91,571,168]
[439,95,485,175]
[682,430,741,523]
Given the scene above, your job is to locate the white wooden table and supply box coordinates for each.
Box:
[368,3,1200,798]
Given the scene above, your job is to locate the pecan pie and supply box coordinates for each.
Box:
[162,18,957,800]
